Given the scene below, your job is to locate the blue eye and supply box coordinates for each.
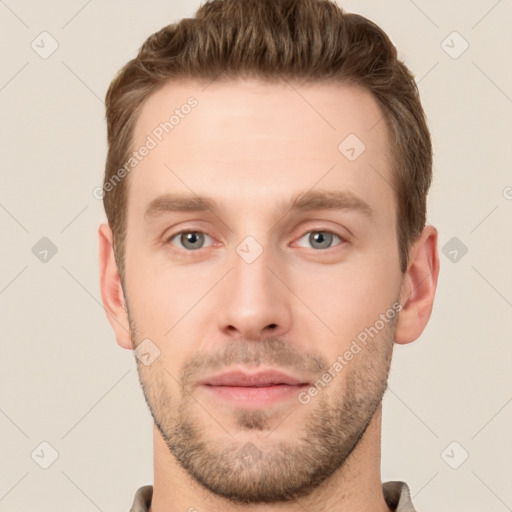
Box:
[296,230,343,250]
[167,231,214,251]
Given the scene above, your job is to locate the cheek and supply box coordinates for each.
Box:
[125,241,199,325]
[290,254,400,346]
[125,259,212,365]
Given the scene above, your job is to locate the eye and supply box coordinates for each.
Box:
[166,231,214,251]
[295,230,344,250]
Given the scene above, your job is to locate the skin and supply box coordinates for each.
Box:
[99,79,439,512]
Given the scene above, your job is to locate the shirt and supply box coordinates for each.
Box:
[129,480,418,511]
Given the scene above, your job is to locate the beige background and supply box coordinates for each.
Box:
[1,0,511,510]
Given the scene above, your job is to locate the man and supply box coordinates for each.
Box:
[98,0,439,510]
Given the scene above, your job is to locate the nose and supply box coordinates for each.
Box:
[216,241,292,341]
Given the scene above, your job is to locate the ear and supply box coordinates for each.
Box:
[395,225,440,345]
[98,223,133,350]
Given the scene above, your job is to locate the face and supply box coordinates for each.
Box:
[123,79,403,503]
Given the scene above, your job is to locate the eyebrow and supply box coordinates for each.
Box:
[143,189,374,222]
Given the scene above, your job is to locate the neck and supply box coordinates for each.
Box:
[149,405,392,512]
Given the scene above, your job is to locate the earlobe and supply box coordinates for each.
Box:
[98,223,133,350]
[395,225,440,345]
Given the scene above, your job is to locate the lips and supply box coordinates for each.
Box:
[199,369,309,387]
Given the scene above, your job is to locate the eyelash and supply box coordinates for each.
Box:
[165,229,346,252]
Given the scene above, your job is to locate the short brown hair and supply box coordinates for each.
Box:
[103,0,432,281]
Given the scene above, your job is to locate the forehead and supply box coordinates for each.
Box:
[127,78,395,225]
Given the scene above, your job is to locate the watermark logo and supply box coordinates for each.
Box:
[32,237,58,263]
[442,236,468,263]
[338,133,366,161]
[441,441,469,469]
[441,31,469,59]
[236,236,264,264]
[31,31,59,59]
[135,338,161,366]
[31,441,59,469]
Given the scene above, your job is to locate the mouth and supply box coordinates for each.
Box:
[202,383,309,405]
[198,369,310,406]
